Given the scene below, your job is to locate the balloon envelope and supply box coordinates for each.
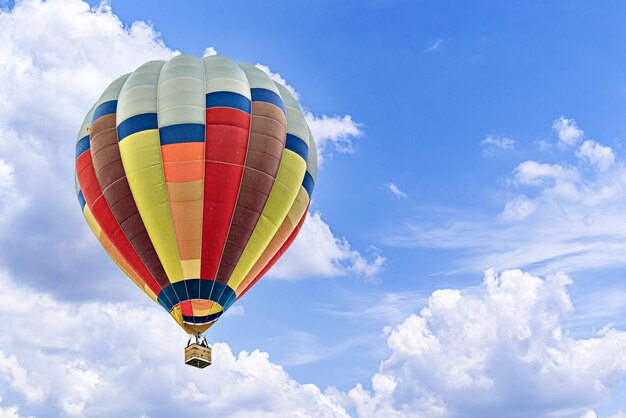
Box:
[75,55,317,334]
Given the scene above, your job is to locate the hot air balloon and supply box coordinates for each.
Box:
[74,55,317,368]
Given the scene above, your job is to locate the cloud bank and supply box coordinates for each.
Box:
[337,269,626,418]
[1,268,625,417]
[0,270,350,418]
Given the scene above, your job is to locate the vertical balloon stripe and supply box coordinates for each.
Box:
[239,124,318,298]
[117,61,185,299]
[90,76,171,293]
[235,126,315,297]
[226,141,307,291]
[78,189,146,295]
[239,128,318,299]
[235,186,310,295]
[75,108,165,300]
[199,56,252,298]
[84,203,155,300]
[237,203,309,300]
[158,55,206,286]
[213,65,287,298]
[225,81,308,291]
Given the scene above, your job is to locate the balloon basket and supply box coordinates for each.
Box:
[185,333,211,368]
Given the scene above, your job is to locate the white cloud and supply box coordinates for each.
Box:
[0,352,46,404]
[202,46,217,57]
[270,212,385,280]
[0,0,176,298]
[514,160,579,186]
[480,135,515,155]
[389,119,626,274]
[0,400,29,418]
[0,159,23,224]
[553,116,584,149]
[0,160,14,193]
[577,140,616,171]
[385,183,408,199]
[513,160,582,201]
[3,265,626,417]
[499,195,537,221]
[341,269,626,418]
[0,270,350,418]
[305,113,363,164]
[424,38,443,53]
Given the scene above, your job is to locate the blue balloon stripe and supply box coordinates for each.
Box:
[78,191,86,211]
[117,113,159,141]
[286,133,309,162]
[302,171,315,197]
[92,100,117,122]
[251,88,285,112]
[75,135,90,159]
[206,91,251,113]
[223,292,237,311]
[159,123,205,145]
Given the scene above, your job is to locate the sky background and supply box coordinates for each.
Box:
[2,0,626,417]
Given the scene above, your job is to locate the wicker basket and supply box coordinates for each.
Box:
[185,343,212,368]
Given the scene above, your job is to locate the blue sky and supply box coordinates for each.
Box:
[2,1,626,417]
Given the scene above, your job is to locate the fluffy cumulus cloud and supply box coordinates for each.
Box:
[498,195,537,221]
[0,271,350,418]
[3,264,626,417]
[553,116,584,149]
[0,0,373,300]
[337,269,626,418]
[304,113,363,165]
[389,117,626,274]
[0,0,177,299]
[514,160,580,186]
[270,212,385,280]
[577,140,616,172]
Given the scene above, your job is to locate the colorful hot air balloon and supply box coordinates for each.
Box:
[74,55,317,367]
